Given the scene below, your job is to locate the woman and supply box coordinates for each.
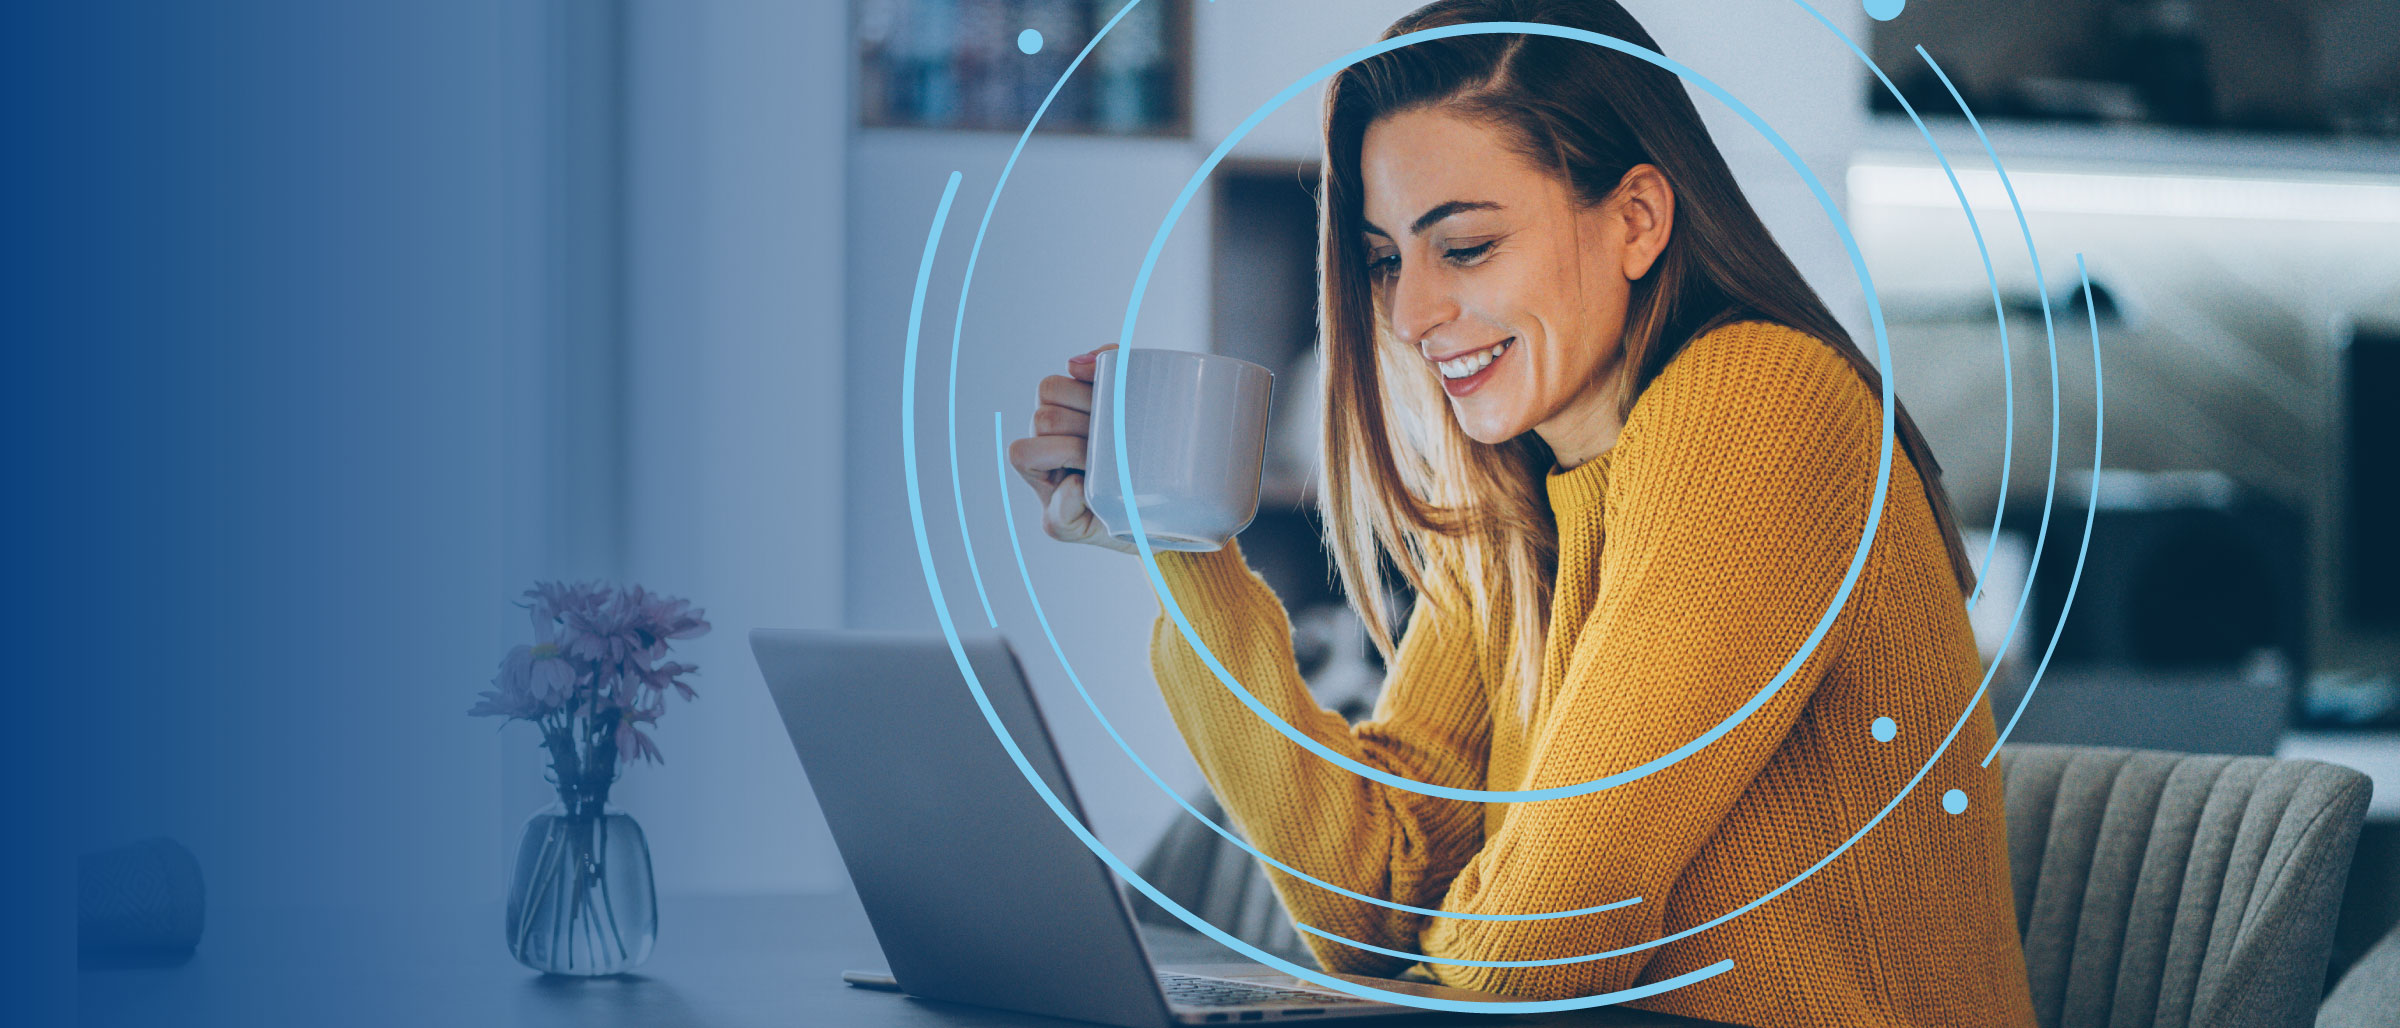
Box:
[1007,1,2036,1024]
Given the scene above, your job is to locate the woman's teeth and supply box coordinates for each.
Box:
[1437,340,1510,380]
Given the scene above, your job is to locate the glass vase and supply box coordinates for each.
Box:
[504,793,656,975]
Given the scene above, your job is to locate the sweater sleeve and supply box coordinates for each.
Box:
[1411,333,1883,998]
[1147,541,1491,977]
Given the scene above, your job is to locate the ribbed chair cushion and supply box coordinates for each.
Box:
[1998,744,2373,1028]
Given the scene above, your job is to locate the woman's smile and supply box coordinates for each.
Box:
[1431,337,1513,395]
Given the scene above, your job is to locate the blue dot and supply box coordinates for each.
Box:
[1863,0,1905,20]
[1017,29,1044,55]
[1942,788,1969,814]
[1871,716,1896,742]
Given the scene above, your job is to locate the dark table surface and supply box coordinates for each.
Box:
[79,889,1738,1027]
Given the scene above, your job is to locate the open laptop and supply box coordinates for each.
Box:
[751,628,1517,1025]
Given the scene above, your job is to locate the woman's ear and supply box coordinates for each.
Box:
[1612,164,1675,281]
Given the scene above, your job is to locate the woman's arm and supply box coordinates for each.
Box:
[1147,542,1492,977]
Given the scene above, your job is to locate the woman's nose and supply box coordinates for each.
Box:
[1387,265,1458,349]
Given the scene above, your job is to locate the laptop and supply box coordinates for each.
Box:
[751,628,1517,1025]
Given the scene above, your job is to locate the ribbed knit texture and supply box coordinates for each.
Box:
[1147,321,2038,1028]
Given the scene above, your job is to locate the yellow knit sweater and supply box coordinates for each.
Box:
[1147,321,2037,1028]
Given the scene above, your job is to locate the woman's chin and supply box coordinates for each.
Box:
[1447,403,1530,447]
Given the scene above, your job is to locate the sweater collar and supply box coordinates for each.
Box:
[1544,447,1615,522]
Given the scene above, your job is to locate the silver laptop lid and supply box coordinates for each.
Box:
[751,628,1175,1028]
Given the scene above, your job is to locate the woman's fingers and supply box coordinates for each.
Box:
[1030,403,1089,438]
[1002,347,1137,553]
[1037,373,1093,414]
[1008,433,1084,487]
[1065,343,1119,384]
[1043,471,1094,542]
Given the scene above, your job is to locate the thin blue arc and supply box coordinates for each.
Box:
[930,3,2100,995]
[1904,46,2105,766]
[1785,0,2020,613]
[1985,257,2105,764]
[1299,921,1739,973]
[900,168,1731,1015]
[1914,42,2068,620]
[1112,20,1899,805]
[988,412,1643,924]
[966,0,2060,957]
[945,0,1152,630]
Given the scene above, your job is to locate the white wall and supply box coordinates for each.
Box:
[607,0,853,896]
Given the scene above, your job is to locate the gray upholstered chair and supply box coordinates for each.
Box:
[1998,744,2373,1028]
[1134,743,2376,1026]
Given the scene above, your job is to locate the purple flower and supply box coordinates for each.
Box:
[615,706,663,766]
[472,581,711,770]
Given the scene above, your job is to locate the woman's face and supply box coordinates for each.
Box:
[1359,106,1670,460]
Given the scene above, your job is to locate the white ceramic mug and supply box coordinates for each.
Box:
[1084,349,1273,552]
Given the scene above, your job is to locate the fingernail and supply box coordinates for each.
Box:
[1068,352,1097,365]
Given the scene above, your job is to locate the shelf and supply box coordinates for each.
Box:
[1862,114,2400,180]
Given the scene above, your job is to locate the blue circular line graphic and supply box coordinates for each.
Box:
[914,0,2109,1003]
[1111,19,1899,805]
[963,0,2053,950]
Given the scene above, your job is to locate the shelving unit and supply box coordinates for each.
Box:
[855,0,1191,137]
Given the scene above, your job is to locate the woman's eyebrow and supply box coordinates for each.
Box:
[1363,199,1504,240]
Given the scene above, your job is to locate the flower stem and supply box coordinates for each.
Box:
[596,815,629,962]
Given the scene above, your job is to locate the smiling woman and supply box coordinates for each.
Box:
[1005,1,2034,1025]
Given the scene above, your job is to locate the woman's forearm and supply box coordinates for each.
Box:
[1146,542,1489,973]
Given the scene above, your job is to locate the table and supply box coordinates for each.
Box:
[78,890,1735,1027]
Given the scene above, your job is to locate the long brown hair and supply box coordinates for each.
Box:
[1318,0,1975,714]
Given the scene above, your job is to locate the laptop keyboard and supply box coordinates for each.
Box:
[1156,972,1379,1009]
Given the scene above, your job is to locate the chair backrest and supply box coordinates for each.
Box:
[1998,744,2372,1028]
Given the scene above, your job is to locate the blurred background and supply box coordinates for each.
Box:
[29,0,2400,1020]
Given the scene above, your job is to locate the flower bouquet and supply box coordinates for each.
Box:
[472,581,709,975]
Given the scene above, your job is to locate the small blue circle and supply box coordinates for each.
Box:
[1864,0,1905,21]
[1871,716,1897,742]
[1942,788,1969,814]
[1017,29,1044,55]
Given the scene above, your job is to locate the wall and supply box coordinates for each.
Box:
[607,0,854,895]
[54,0,550,931]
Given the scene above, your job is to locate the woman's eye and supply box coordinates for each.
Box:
[1443,241,1496,264]
[1367,253,1400,277]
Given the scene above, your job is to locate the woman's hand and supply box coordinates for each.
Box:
[1006,346,1138,554]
